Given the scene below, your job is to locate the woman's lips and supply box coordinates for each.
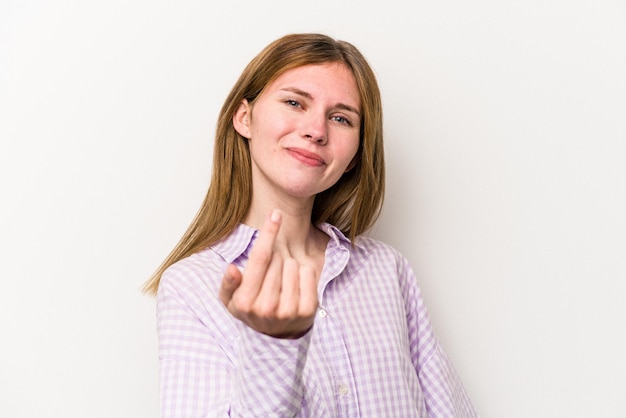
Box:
[286,147,325,167]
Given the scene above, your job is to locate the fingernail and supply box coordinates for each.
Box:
[270,209,281,223]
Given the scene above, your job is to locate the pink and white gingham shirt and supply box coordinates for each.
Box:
[157,223,478,417]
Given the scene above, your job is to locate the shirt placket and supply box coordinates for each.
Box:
[316,239,360,417]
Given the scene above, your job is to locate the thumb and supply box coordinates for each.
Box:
[219,263,242,307]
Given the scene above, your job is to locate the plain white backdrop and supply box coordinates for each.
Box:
[1,0,625,417]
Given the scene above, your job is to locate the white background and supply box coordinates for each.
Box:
[1,0,625,417]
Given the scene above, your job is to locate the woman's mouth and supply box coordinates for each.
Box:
[286,147,325,167]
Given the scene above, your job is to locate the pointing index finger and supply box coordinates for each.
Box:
[239,209,282,291]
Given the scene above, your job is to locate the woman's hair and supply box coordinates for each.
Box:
[143,33,385,295]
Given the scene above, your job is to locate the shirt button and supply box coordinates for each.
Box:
[338,384,349,396]
[319,309,327,318]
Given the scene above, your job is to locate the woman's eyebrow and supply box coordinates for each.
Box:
[280,87,361,117]
[335,103,361,118]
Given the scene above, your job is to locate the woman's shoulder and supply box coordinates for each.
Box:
[353,233,406,262]
[161,224,256,289]
[319,222,409,271]
[349,234,420,290]
[159,247,227,296]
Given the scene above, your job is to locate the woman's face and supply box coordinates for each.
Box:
[234,62,361,202]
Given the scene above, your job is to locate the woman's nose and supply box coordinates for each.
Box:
[300,113,327,145]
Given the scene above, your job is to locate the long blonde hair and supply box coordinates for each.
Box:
[143,33,385,295]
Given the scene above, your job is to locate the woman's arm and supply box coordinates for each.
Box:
[400,258,479,418]
[157,270,312,417]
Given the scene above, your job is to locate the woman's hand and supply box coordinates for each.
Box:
[219,210,319,338]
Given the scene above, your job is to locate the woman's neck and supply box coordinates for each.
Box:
[244,198,328,262]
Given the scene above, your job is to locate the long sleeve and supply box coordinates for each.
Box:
[400,257,479,418]
[157,261,311,417]
[154,224,478,417]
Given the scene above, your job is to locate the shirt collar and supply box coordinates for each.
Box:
[211,222,353,264]
[210,223,257,264]
[317,222,352,248]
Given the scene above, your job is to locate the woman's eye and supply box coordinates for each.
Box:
[332,115,352,126]
[285,99,301,108]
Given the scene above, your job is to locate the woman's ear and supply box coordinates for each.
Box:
[233,99,251,139]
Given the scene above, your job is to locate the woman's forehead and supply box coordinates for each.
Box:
[263,63,361,109]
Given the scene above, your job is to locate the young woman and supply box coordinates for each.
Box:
[144,33,478,418]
